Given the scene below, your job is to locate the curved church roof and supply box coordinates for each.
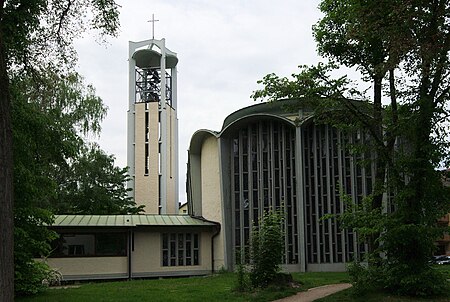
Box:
[221,98,302,130]
[188,99,305,155]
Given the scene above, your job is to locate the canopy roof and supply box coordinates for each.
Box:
[52,215,216,228]
[132,48,178,69]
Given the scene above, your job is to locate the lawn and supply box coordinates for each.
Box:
[16,272,349,302]
[16,268,449,302]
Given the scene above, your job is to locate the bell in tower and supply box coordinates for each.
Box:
[127,35,179,215]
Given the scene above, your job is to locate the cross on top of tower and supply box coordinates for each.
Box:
[148,14,159,39]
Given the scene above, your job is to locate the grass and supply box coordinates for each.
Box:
[435,264,450,280]
[16,272,349,302]
[16,267,449,302]
[316,265,450,302]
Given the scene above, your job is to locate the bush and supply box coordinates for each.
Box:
[15,260,61,296]
[250,209,284,288]
[234,261,251,292]
[347,261,380,295]
[347,259,449,297]
[382,263,449,297]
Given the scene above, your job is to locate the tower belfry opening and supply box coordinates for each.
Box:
[135,65,173,106]
[127,35,179,215]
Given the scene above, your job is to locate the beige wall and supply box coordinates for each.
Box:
[164,107,177,214]
[134,102,159,213]
[200,136,225,270]
[134,103,178,214]
[46,257,128,280]
[44,229,214,280]
[132,229,212,276]
[179,203,188,214]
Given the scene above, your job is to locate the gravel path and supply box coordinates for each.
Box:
[273,283,352,302]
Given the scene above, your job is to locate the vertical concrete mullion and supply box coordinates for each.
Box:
[239,131,245,262]
[249,125,254,228]
[349,134,358,260]
[325,125,334,264]
[312,125,321,264]
[269,122,275,210]
[295,125,306,271]
[337,130,346,262]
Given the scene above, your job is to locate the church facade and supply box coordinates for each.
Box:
[44,37,376,281]
[187,99,374,272]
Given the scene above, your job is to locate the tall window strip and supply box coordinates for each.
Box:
[302,124,373,264]
[231,120,298,265]
[158,111,162,213]
[144,111,149,175]
[161,233,199,266]
[164,70,173,106]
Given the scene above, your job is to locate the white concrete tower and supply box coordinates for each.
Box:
[127,38,179,214]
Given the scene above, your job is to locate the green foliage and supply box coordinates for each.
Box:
[14,261,53,296]
[383,262,448,297]
[55,144,144,215]
[1,0,121,298]
[346,262,381,296]
[338,195,386,242]
[10,68,140,295]
[234,259,250,292]
[381,222,449,296]
[250,209,285,288]
[2,0,120,70]
[251,63,366,104]
[12,88,61,296]
[253,0,450,297]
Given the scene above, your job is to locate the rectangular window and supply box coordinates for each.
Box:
[50,233,127,257]
[161,232,200,266]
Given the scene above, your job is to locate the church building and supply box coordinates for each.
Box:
[45,38,219,281]
[187,99,373,272]
[44,36,374,280]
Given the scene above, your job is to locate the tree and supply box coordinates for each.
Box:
[10,68,138,295]
[313,0,411,259]
[0,1,120,299]
[252,0,450,296]
[55,144,144,215]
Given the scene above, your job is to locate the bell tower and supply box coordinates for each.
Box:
[127,37,179,214]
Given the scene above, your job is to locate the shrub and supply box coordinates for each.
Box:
[382,262,448,297]
[347,261,380,295]
[250,209,284,288]
[15,261,51,296]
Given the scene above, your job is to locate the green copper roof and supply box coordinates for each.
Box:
[52,215,217,227]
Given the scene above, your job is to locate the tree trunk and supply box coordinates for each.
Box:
[367,75,385,264]
[0,13,15,301]
[372,75,385,210]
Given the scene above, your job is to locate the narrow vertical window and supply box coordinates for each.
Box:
[145,111,149,175]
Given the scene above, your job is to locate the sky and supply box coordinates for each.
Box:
[74,0,324,204]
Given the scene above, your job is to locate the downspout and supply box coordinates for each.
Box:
[211,223,221,274]
[128,229,133,280]
[191,215,221,274]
